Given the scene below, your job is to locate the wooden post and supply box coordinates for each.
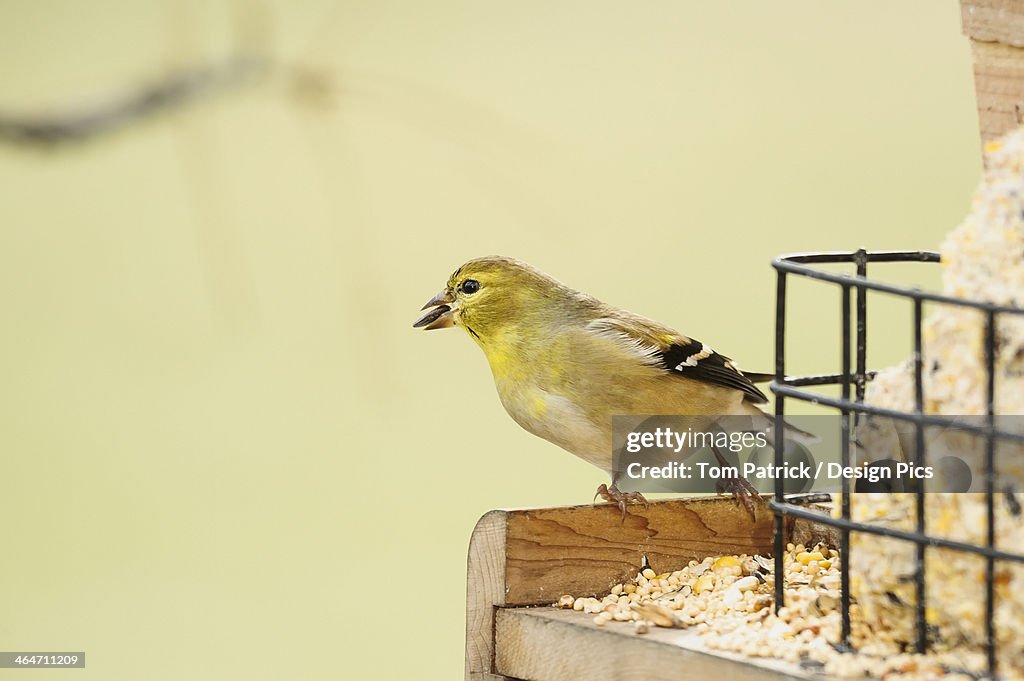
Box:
[962,0,1024,144]
[466,510,510,681]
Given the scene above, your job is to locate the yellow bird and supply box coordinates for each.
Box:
[414,255,775,515]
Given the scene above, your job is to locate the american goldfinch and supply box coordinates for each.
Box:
[414,255,774,515]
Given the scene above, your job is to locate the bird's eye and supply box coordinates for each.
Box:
[460,279,480,294]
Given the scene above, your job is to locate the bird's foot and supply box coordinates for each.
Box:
[716,474,761,520]
[594,483,648,521]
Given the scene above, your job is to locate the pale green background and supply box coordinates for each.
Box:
[0,1,981,679]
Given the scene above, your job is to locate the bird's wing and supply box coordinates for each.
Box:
[586,317,769,404]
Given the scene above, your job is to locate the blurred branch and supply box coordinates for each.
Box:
[0,54,269,147]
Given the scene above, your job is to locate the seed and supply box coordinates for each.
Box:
[714,556,741,569]
[630,602,682,628]
[557,594,574,608]
[693,575,715,594]
[797,551,824,565]
[734,576,759,592]
[642,568,657,579]
[634,620,650,635]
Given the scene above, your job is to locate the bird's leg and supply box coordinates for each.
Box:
[710,444,760,520]
[594,482,648,521]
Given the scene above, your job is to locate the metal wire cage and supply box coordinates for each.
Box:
[769,249,1024,676]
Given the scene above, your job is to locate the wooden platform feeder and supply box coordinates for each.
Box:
[465,498,834,681]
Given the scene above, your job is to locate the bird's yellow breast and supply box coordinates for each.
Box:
[473,324,751,474]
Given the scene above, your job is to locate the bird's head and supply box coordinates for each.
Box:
[414,255,578,344]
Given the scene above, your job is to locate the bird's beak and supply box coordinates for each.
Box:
[413,289,457,330]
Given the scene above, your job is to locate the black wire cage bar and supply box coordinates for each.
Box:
[770,249,1024,677]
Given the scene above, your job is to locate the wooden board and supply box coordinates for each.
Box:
[970,40,1024,144]
[467,510,510,681]
[502,497,777,604]
[465,497,834,681]
[962,0,1024,48]
[495,607,820,681]
[962,1,1024,144]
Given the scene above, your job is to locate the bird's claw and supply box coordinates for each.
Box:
[594,483,648,522]
[716,473,761,520]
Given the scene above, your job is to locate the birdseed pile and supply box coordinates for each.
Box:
[557,543,996,680]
